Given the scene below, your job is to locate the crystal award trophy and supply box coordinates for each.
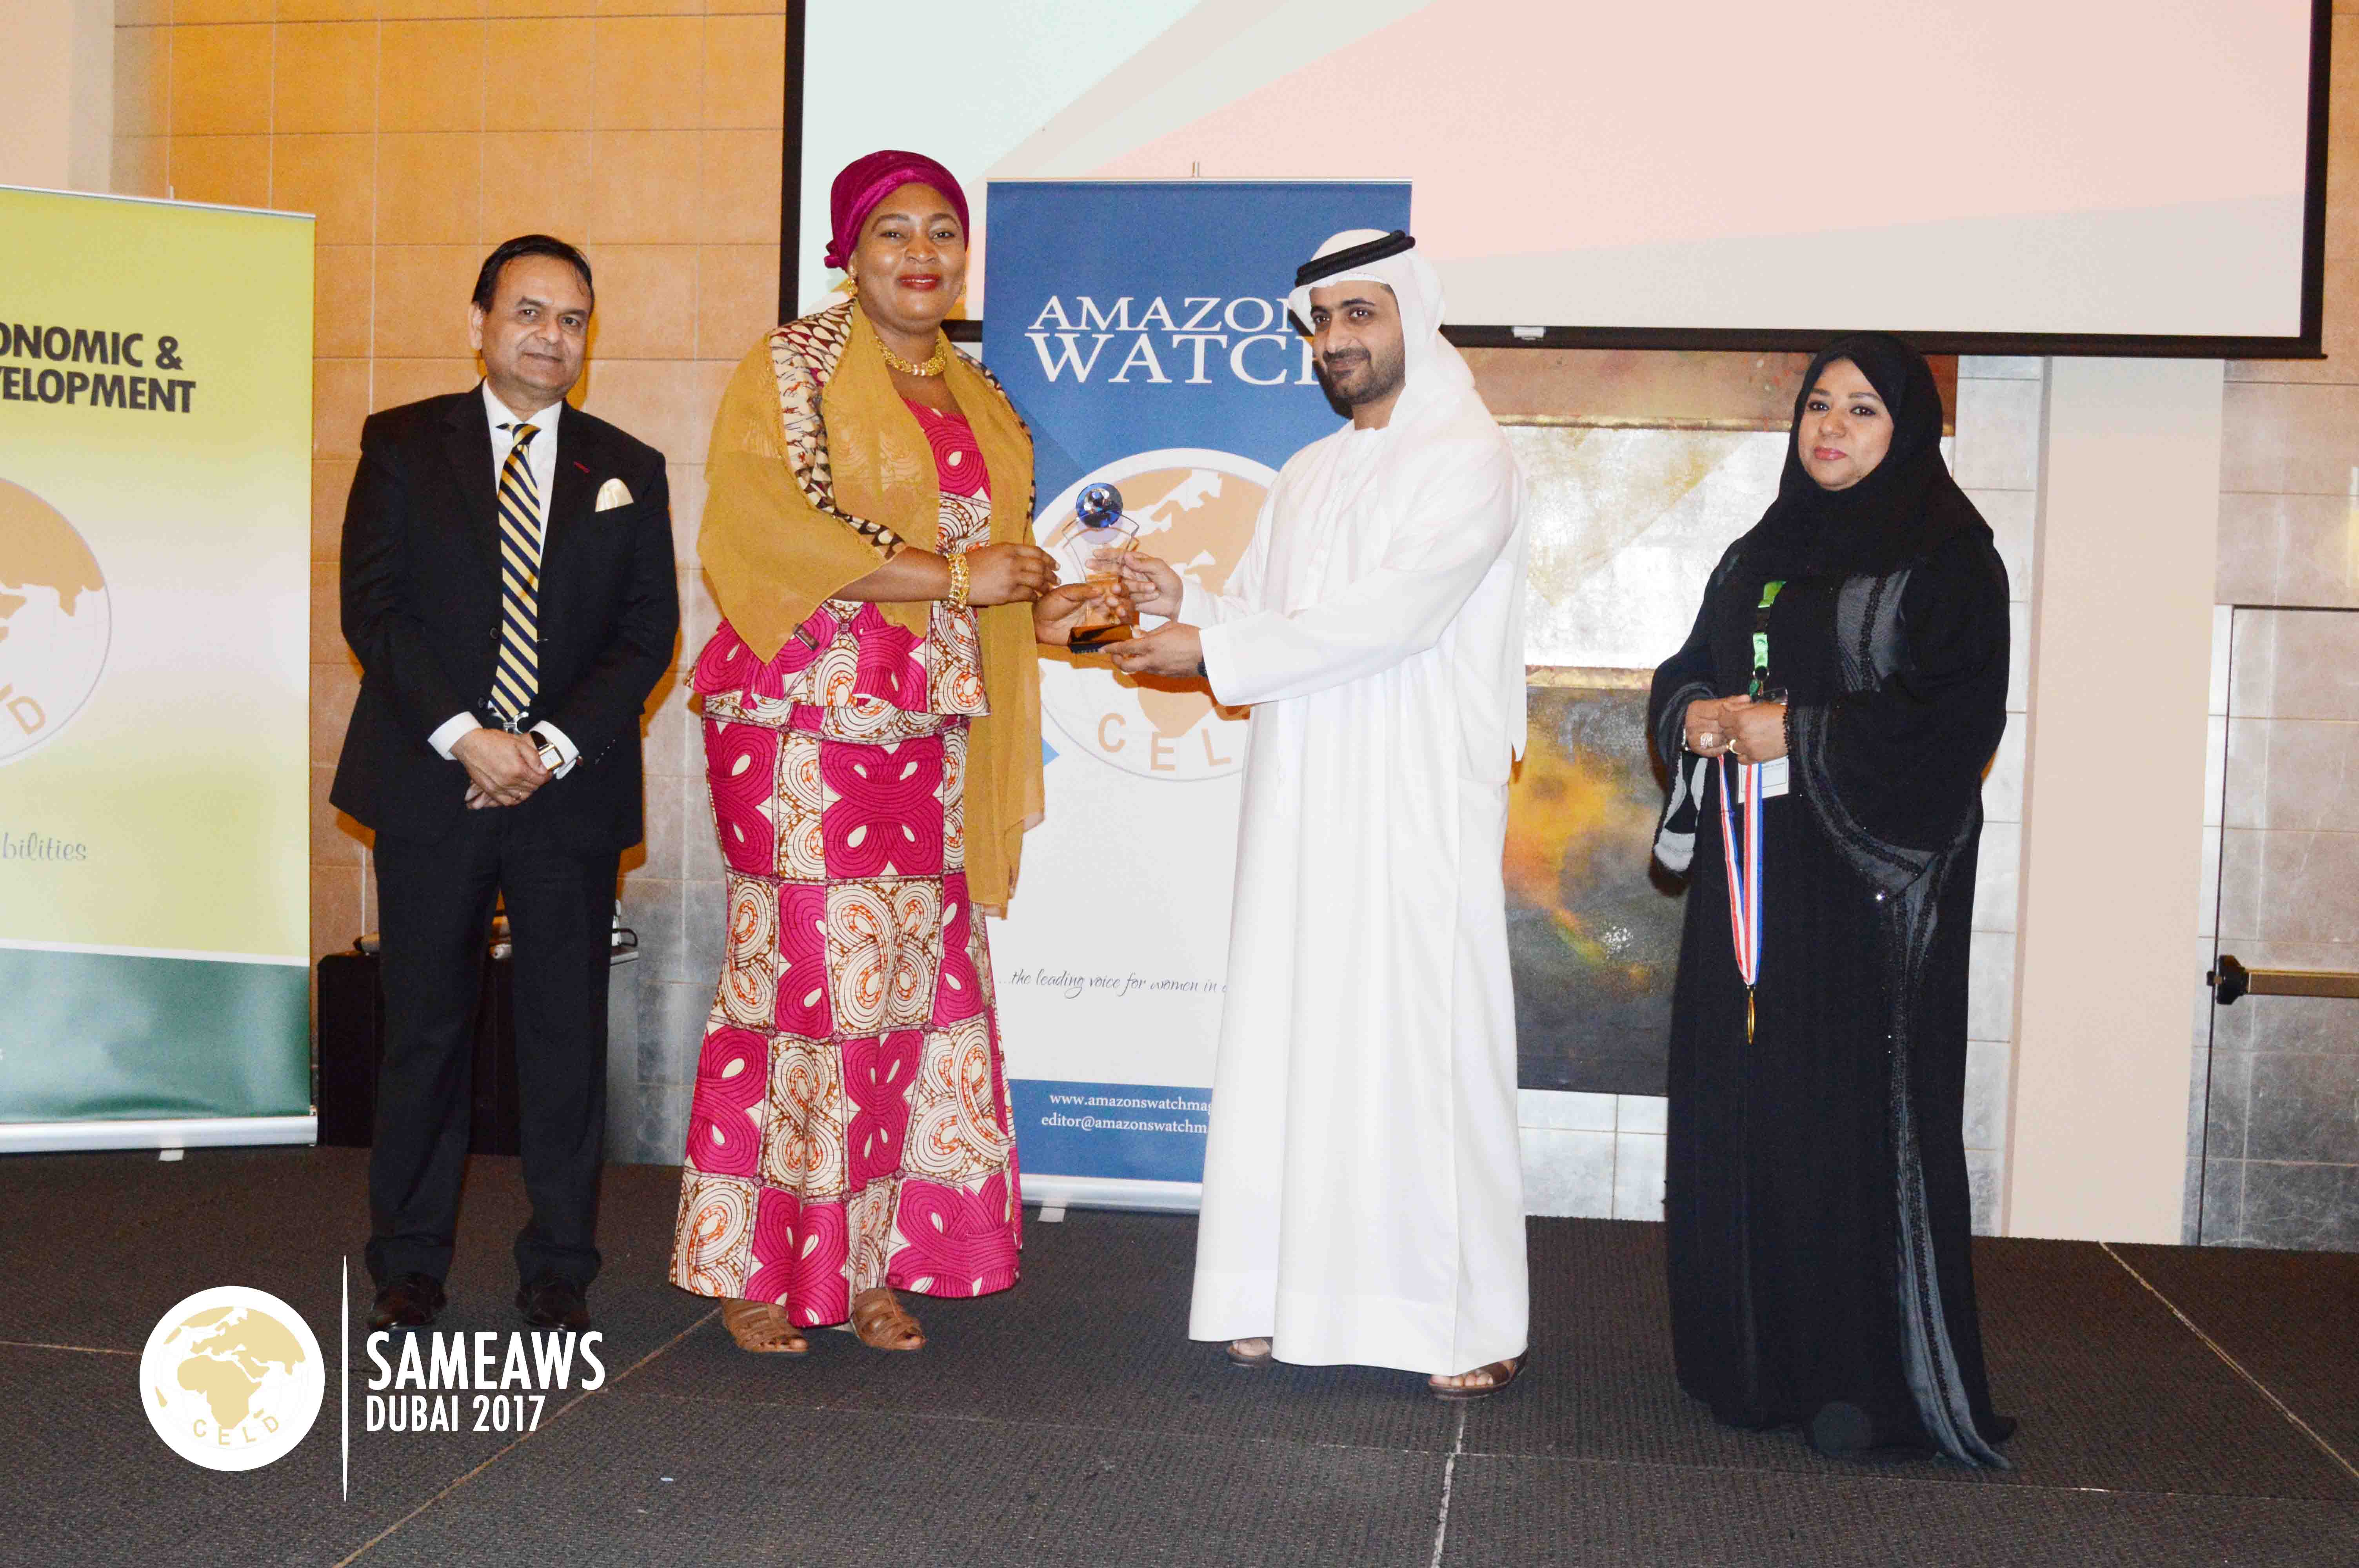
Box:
[1059,481,1140,652]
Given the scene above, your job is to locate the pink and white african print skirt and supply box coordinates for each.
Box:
[667,697,1023,1320]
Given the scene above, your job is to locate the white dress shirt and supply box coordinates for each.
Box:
[427,385,579,775]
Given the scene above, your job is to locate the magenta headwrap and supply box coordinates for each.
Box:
[822,150,969,271]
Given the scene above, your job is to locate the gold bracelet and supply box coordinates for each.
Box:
[944,550,970,610]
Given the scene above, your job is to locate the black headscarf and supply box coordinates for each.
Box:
[1744,332,1987,579]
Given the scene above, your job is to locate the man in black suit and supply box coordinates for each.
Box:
[334,234,678,1333]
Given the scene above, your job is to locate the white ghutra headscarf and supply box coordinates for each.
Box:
[1285,227,1483,441]
[1192,224,1527,776]
[1274,229,1506,593]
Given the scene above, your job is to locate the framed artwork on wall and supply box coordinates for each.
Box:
[1508,670,1686,1096]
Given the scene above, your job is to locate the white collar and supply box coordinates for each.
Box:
[482,381,565,437]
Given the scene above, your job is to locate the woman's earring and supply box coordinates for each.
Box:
[844,275,860,298]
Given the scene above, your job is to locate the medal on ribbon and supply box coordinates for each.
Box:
[1716,752,1763,1042]
[1717,575,1784,1044]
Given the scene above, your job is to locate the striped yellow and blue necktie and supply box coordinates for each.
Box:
[491,420,543,724]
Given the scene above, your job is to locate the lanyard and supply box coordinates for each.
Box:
[1748,579,1785,699]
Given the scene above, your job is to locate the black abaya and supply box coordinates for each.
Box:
[1647,337,2016,1466]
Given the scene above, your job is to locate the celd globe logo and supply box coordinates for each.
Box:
[140,1287,325,1471]
[1037,448,1268,782]
[0,476,110,766]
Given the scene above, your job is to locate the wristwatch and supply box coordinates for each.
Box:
[528,728,564,771]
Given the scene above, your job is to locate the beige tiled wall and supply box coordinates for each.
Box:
[2219,9,2359,612]
[2192,5,2359,1248]
[1951,354,2044,1236]
[111,1,785,1011]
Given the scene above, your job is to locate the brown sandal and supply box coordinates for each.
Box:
[722,1299,809,1356]
[1428,1354,1527,1401]
[849,1287,925,1351]
[1226,1337,1274,1369]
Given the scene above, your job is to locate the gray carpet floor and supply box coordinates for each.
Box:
[4,1146,2356,1566]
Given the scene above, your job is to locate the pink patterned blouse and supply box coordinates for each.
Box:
[691,398,993,735]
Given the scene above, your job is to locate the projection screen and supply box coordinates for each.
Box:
[788,0,2326,354]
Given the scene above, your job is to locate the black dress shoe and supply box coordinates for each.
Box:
[369,1272,446,1331]
[516,1276,591,1332]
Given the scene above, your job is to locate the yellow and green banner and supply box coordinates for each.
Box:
[0,187,312,1147]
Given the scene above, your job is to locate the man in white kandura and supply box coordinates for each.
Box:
[1104,229,1531,1399]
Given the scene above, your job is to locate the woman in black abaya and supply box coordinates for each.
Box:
[1647,334,2016,1465]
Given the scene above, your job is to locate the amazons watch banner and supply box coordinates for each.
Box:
[982,180,1410,1208]
[0,187,312,1149]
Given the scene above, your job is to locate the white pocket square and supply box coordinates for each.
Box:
[594,477,632,511]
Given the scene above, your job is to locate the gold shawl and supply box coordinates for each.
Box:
[698,302,1044,911]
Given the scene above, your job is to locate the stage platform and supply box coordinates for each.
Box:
[6,1145,2357,1566]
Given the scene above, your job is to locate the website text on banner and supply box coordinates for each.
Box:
[982,180,1412,1208]
[0,187,313,1148]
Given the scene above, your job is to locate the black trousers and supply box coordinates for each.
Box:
[366,806,619,1290]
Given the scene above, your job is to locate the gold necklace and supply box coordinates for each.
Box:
[879,340,949,377]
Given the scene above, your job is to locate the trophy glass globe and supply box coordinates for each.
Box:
[1063,482,1140,651]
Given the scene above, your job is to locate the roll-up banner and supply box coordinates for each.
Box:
[0,188,313,1151]
[984,180,1412,1210]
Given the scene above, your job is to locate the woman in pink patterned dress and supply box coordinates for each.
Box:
[668,151,1111,1356]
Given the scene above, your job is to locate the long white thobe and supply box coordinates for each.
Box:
[1183,395,1530,1376]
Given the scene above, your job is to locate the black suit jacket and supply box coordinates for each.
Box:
[331,388,680,851]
